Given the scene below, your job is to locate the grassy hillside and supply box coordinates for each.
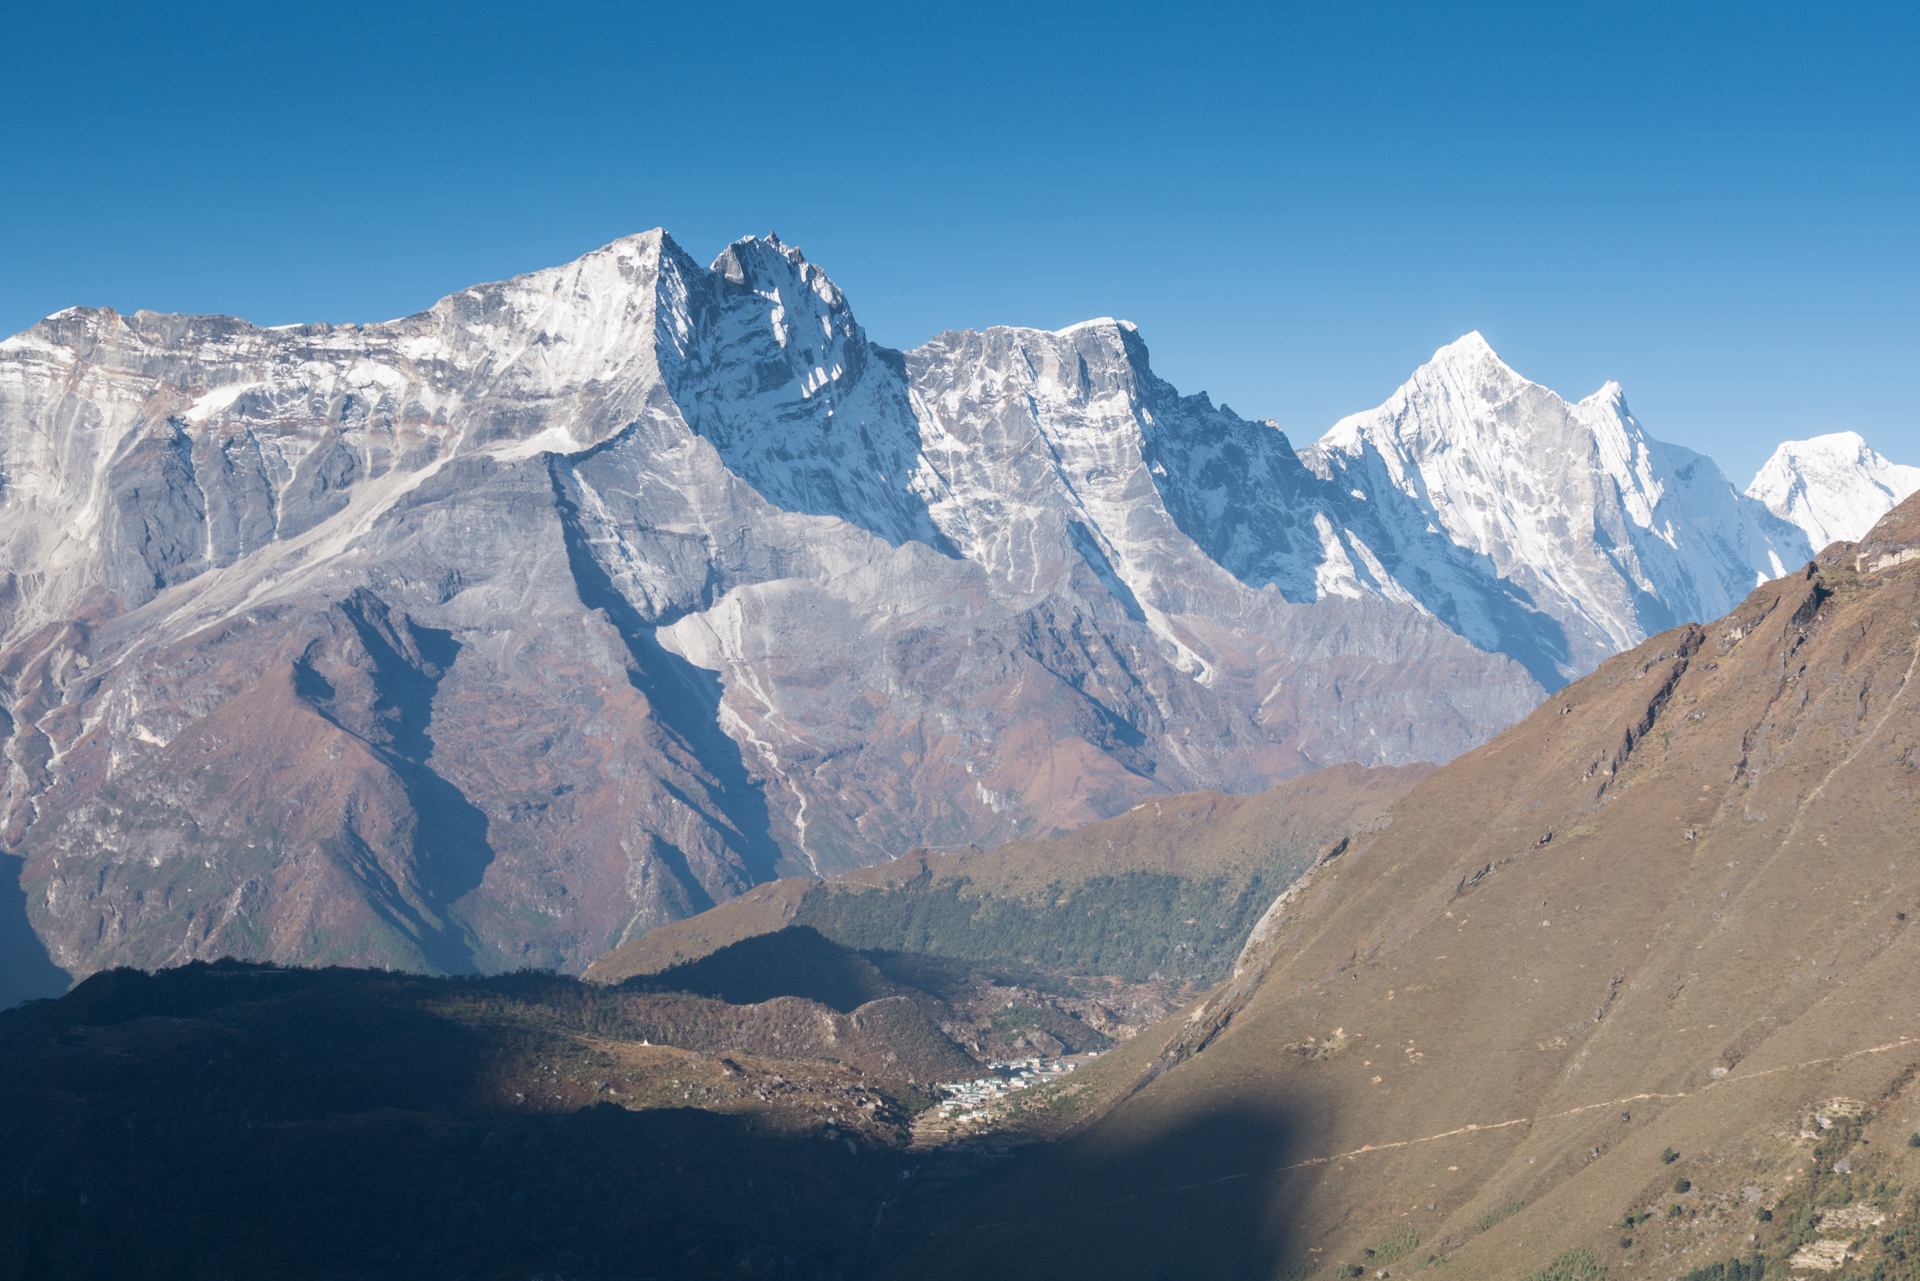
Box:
[588,762,1430,986]
[886,498,1920,1280]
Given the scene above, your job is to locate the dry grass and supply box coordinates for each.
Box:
[886,502,1920,1279]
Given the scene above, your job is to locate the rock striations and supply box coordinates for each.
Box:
[0,233,1533,981]
[0,231,1907,984]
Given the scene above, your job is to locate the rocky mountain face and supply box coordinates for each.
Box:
[894,490,1920,1281]
[0,232,1540,983]
[1746,429,1920,549]
[1,230,1907,988]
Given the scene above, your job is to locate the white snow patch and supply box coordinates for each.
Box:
[344,361,406,390]
[1311,514,1367,600]
[1053,317,1137,336]
[487,425,587,462]
[183,382,267,423]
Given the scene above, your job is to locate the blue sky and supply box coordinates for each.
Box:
[3,1,1913,485]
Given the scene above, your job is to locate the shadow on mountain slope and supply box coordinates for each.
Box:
[894,1099,1306,1281]
[296,590,493,974]
[628,925,911,1014]
[664,236,964,560]
[547,456,788,889]
[0,960,991,1280]
[1132,385,1575,690]
[1068,518,1149,623]
[344,594,493,964]
[0,854,68,1009]
[584,764,1429,994]
[1312,446,1576,690]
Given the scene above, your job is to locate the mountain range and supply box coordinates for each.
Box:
[12,492,1920,1281]
[0,230,1911,985]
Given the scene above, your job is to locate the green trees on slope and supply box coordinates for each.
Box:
[791,864,1293,983]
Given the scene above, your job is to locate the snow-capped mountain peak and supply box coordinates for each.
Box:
[1419,330,1530,392]
[1433,328,1500,364]
[1314,331,1535,461]
[1298,333,1813,685]
[1745,431,1920,549]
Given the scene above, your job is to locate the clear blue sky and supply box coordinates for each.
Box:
[3,1,1913,485]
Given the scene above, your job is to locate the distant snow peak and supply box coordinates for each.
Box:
[1583,380,1627,408]
[1746,431,1920,548]
[1297,330,1816,687]
[1440,329,1497,360]
[1422,330,1526,385]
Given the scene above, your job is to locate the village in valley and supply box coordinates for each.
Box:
[911,1055,1098,1149]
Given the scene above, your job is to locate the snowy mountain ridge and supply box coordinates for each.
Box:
[1293,332,1819,684]
[0,228,1909,983]
[1745,431,1920,549]
[0,230,1536,981]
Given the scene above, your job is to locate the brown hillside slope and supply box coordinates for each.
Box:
[584,880,816,982]
[585,762,1429,983]
[896,497,1920,1280]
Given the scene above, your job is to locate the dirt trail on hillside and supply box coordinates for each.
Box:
[890,497,1920,1281]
